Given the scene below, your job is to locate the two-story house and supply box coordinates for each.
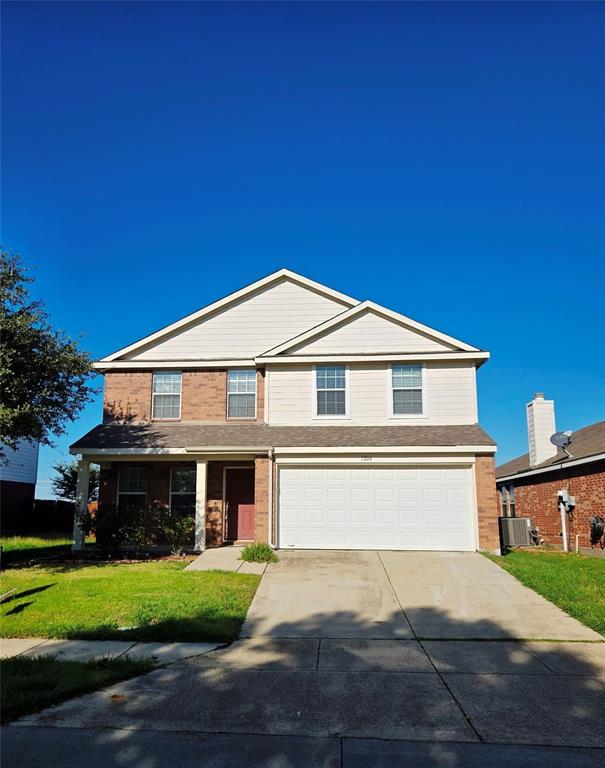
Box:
[70,269,499,552]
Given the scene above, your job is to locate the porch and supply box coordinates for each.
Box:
[71,456,271,552]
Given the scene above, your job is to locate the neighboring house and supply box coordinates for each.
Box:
[496,393,605,549]
[70,269,499,553]
[0,440,39,532]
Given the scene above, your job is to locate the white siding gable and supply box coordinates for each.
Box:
[286,309,456,355]
[0,440,39,484]
[267,362,478,426]
[126,279,351,361]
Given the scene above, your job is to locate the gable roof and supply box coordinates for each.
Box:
[259,300,481,357]
[496,420,605,480]
[98,269,359,364]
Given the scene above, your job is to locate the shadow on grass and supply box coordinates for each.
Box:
[2,545,71,567]
[71,614,246,644]
[5,601,33,616]
[3,583,56,603]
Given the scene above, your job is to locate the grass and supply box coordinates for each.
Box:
[1,655,154,723]
[0,560,260,642]
[240,541,278,563]
[1,533,74,565]
[486,549,605,636]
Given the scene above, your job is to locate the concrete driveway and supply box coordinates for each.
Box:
[5,551,604,767]
[242,550,601,640]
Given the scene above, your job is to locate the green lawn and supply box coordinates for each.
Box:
[486,549,605,636]
[1,655,154,723]
[1,534,74,565]
[0,561,260,642]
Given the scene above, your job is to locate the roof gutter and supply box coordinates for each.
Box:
[255,352,490,365]
[496,452,605,483]
[72,444,497,457]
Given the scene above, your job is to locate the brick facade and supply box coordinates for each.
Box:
[99,459,260,549]
[103,369,264,423]
[103,372,153,422]
[498,460,605,549]
[475,454,500,552]
[254,457,270,542]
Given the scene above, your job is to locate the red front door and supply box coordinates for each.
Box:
[225,468,255,541]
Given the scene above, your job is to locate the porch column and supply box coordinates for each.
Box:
[72,458,90,552]
[194,460,208,552]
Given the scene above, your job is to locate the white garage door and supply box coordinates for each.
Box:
[278,466,475,551]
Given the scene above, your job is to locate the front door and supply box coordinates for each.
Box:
[225,467,255,541]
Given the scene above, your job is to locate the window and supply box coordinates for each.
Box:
[152,372,181,419]
[500,485,515,517]
[508,485,516,517]
[170,468,196,516]
[316,366,346,416]
[117,467,148,511]
[392,365,424,416]
[227,370,256,418]
[500,487,509,517]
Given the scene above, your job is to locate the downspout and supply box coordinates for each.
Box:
[268,447,275,548]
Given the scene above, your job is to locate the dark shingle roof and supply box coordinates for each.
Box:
[496,420,605,479]
[71,422,495,452]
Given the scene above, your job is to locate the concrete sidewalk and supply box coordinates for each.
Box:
[185,546,267,574]
[11,637,605,752]
[0,637,221,664]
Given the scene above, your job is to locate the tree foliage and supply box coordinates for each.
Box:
[0,250,95,454]
[51,460,100,503]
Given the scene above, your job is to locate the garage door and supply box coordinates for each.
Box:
[278,466,475,551]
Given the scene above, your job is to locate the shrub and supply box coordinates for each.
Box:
[240,542,278,563]
[81,503,124,554]
[156,505,195,556]
[81,500,191,554]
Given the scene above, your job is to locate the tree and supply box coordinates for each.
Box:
[51,460,99,503]
[0,250,95,455]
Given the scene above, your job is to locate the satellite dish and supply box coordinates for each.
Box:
[550,431,573,448]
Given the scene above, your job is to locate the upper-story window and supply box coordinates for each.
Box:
[316,365,347,416]
[391,365,424,416]
[152,371,182,419]
[227,370,257,418]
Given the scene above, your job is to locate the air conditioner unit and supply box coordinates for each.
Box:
[499,517,535,548]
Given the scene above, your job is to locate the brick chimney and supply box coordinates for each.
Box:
[526,393,557,467]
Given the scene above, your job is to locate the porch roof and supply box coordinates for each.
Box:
[70,422,496,454]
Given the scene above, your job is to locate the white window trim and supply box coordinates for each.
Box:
[388,363,427,419]
[116,467,148,507]
[226,369,257,420]
[500,486,509,516]
[152,371,182,421]
[312,364,350,420]
[169,467,197,514]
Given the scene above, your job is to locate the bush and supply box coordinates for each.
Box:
[80,501,194,555]
[240,542,278,563]
[156,505,195,556]
[81,503,126,554]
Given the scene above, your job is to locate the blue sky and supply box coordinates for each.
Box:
[2,2,603,497]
